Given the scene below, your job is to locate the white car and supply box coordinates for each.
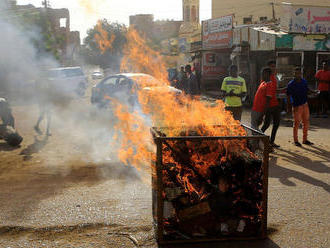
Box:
[92,71,104,80]
[47,67,88,97]
[91,73,182,109]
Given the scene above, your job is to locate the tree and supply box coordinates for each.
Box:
[82,19,127,70]
[14,8,64,60]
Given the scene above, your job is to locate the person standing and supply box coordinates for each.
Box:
[34,75,53,136]
[251,68,272,131]
[221,65,247,121]
[287,67,317,146]
[261,60,281,148]
[185,64,199,96]
[315,61,330,118]
[177,66,187,91]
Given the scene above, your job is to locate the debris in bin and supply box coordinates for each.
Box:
[177,201,211,221]
[163,201,175,218]
[237,219,246,232]
[152,127,266,241]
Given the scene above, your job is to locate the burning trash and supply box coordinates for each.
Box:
[98,28,270,243]
[151,125,269,244]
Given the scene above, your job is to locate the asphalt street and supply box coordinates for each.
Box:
[0,95,329,247]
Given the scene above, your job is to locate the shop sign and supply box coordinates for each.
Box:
[281,4,330,34]
[202,15,233,49]
[202,52,227,78]
[276,34,293,49]
[293,34,330,51]
[179,37,189,53]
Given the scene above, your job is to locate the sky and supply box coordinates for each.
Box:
[17,0,212,39]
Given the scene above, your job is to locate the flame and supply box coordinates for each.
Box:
[77,0,104,15]
[91,27,253,196]
[94,20,116,54]
[97,28,251,196]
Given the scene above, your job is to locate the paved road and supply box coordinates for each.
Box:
[0,96,329,247]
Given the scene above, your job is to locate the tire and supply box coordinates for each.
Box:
[0,125,23,147]
[76,82,86,97]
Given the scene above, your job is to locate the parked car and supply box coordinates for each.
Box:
[91,73,182,109]
[46,67,88,97]
[91,71,104,80]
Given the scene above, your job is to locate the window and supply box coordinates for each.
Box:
[63,68,84,77]
[185,6,190,22]
[60,18,67,28]
[102,77,118,86]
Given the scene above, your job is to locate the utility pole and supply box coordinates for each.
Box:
[42,0,50,9]
[270,2,276,21]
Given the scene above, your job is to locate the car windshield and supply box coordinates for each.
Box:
[47,70,62,78]
[47,68,84,78]
[130,75,165,88]
[63,68,84,77]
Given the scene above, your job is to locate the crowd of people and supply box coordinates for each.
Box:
[249,60,329,149]
[173,59,329,151]
[169,64,201,96]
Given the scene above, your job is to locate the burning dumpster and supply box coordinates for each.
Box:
[151,124,269,244]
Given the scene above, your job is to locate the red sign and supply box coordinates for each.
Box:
[202,15,233,49]
[202,52,227,78]
[203,30,233,49]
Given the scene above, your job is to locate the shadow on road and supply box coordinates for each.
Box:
[276,146,330,174]
[19,136,49,161]
[269,156,330,193]
[281,117,330,130]
[0,161,141,223]
[0,141,21,151]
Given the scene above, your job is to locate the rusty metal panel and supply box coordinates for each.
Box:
[250,28,276,51]
[233,26,249,46]
[233,28,241,45]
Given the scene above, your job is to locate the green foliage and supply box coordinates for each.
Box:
[17,9,64,60]
[82,19,127,69]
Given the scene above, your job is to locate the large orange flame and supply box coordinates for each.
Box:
[94,20,116,54]
[77,0,104,15]
[105,28,249,183]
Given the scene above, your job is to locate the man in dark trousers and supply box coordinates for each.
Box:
[251,67,272,131]
[34,77,53,136]
[221,65,247,121]
[185,64,199,96]
[261,60,281,148]
[177,66,187,91]
[287,67,317,146]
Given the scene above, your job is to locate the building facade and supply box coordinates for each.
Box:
[212,0,329,25]
[152,20,183,42]
[129,14,154,39]
[183,0,200,23]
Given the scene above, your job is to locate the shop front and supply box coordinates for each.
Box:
[276,34,330,89]
[200,15,234,96]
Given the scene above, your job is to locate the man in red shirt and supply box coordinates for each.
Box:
[315,61,330,117]
[261,60,281,148]
[251,67,272,131]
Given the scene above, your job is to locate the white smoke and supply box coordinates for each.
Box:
[0,7,138,180]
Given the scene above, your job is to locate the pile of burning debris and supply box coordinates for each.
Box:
[151,125,268,243]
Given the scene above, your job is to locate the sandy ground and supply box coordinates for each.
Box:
[0,92,329,247]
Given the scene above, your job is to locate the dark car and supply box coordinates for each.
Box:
[91,73,182,109]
